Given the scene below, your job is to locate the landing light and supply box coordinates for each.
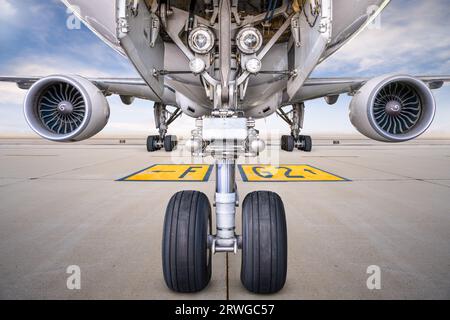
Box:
[188,26,215,54]
[236,27,263,54]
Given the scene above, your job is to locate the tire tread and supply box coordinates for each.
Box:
[162,191,211,292]
[241,191,287,294]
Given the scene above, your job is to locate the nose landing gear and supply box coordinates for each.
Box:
[161,117,288,294]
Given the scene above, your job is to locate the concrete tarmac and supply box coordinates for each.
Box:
[0,138,449,299]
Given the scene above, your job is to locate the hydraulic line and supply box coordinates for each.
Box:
[264,0,278,21]
[187,0,197,32]
[302,0,320,28]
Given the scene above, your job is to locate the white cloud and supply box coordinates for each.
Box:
[0,53,130,108]
[316,0,450,76]
[2,42,134,76]
[0,0,16,21]
[8,57,116,78]
[0,83,26,105]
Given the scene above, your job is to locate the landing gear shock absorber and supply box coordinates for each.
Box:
[213,159,238,253]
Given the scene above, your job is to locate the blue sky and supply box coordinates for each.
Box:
[0,0,450,137]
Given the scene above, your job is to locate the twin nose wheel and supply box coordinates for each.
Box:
[162,190,288,294]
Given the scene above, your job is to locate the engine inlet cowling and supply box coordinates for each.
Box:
[349,74,436,142]
[24,75,110,142]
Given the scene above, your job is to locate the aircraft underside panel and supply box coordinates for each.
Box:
[286,0,332,102]
[59,0,394,110]
[117,0,165,101]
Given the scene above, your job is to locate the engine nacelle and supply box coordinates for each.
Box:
[349,74,436,142]
[24,75,110,142]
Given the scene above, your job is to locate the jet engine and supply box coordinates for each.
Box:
[349,74,436,142]
[24,75,110,142]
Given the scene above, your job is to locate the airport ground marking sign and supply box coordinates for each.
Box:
[119,164,213,182]
[238,164,347,182]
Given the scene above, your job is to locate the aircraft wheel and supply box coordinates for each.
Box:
[299,135,312,152]
[164,135,177,152]
[241,191,287,294]
[281,135,287,151]
[281,135,294,152]
[147,135,160,152]
[162,191,212,292]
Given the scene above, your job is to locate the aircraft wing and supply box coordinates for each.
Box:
[2,75,450,104]
[300,76,450,102]
[0,76,156,101]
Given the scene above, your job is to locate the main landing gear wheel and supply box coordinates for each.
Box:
[162,191,212,293]
[298,135,312,152]
[277,103,313,152]
[281,135,294,152]
[164,135,178,152]
[146,135,160,152]
[147,103,182,153]
[241,191,288,294]
[146,135,178,152]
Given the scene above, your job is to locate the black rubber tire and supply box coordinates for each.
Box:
[299,135,312,152]
[241,191,287,294]
[162,191,212,293]
[303,135,312,152]
[285,135,294,152]
[147,135,159,152]
[280,135,287,151]
[281,135,294,152]
[164,135,177,152]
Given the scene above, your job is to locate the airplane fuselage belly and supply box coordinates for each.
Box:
[62,0,389,117]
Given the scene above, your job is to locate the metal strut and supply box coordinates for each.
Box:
[154,103,181,139]
[214,159,238,252]
[154,103,167,139]
[277,103,305,138]
[291,103,305,139]
[184,0,266,253]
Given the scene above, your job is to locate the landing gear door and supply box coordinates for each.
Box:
[287,0,332,101]
[116,0,164,101]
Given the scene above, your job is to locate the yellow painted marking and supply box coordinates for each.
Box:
[238,165,346,182]
[121,164,213,181]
